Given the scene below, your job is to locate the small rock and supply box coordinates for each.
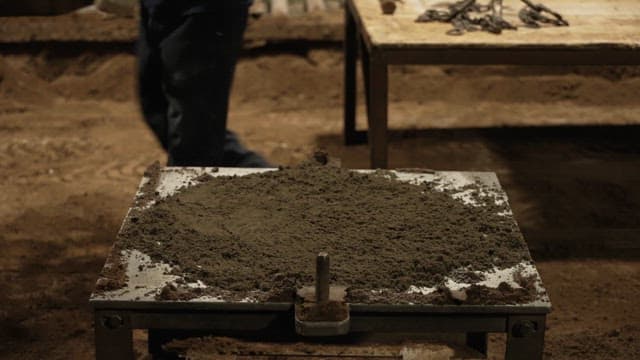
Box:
[449,288,468,302]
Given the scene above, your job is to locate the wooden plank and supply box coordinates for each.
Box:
[245,12,343,42]
[0,11,344,43]
[351,0,640,49]
[94,0,135,17]
[306,0,327,12]
[249,0,269,17]
[327,0,345,11]
[271,0,290,15]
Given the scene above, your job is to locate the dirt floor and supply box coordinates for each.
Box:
[1,43,639,359]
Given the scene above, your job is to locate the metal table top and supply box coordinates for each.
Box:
[90,167,550,314]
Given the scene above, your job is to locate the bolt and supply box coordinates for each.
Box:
[315,252,330,303]
[102,315,124,330]
[512,320,538,338]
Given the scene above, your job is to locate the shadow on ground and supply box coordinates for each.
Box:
[316,125,640,260]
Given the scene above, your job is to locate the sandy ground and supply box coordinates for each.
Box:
[0,45,639,359]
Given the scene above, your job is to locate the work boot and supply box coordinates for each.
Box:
[222,131,272,168]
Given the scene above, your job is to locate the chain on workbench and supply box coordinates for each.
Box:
[416,0,569,36]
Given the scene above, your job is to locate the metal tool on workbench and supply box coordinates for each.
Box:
[295,252,351,336]
[416,0,568,35]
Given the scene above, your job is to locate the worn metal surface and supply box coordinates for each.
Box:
[91,167,550,314]
[91,167,550,359]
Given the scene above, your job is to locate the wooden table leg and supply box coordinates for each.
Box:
[365,50,388,169]
[343,5,363,145]
[360,35,370,126]
[505,315,546,360]
[465,332,488,355]
[95,311,134,360]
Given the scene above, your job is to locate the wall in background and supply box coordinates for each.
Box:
[0,0,92,16]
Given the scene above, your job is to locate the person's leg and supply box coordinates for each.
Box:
[160,3,252,166]
[222,130,271,167]
[137,3,169,150]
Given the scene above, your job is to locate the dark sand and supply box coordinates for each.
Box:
[119,163,532,303]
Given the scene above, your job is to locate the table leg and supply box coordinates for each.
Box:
[95,311,134,360]
[148,329,178,359]
[365,52,388,169]
[343,5,362,145]
[465,332,487,355]
[361,35,370,123]
[505,315,546,360]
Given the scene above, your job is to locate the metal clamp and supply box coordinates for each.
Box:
[294,253,351,336]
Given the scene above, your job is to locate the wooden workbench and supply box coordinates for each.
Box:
[343,0,640,168]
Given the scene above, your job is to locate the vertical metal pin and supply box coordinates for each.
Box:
[316,252,330,303]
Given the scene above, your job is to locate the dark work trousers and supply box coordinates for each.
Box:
[138,2,249,166]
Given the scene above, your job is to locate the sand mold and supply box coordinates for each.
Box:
[116,163,537,304]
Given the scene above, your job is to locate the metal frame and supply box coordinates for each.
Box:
[91,167,550,359]
[94,306,547,359]
[343,0,640,169]
[93,292,549,359]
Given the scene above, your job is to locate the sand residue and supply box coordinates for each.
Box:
[119,164,531,303]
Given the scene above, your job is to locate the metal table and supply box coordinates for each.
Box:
[90,167,550,359]
[343,0,640,168]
